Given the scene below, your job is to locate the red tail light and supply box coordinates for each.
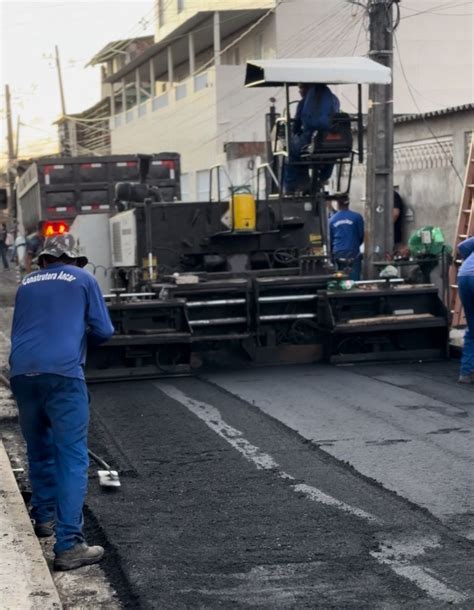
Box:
[43,221,69,237]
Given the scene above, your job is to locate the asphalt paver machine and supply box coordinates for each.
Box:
[87,57,448,381]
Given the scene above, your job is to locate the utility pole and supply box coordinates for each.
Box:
[54,45,74,156]
[4,84,16,217]
[55,44,67,116]
[15,116,20,158]
[363,0,395,278]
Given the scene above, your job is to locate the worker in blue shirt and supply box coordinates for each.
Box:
[9,233,114,570]
[329,197,364,281]
[456,236,474,383]
[284,83,340,193]
[24,221,45,274]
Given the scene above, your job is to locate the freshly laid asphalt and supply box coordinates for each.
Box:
[2,268,473,607]
[206,361,474,539]
[87,371,474,609]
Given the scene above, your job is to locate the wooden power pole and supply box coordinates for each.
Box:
[363,0,395,278]
[54,45,76,156]
[55,45,67,116]
[4,84,16,216]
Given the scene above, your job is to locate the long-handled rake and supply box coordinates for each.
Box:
[87,448,121,489]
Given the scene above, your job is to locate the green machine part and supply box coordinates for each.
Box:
[408,226,452,257]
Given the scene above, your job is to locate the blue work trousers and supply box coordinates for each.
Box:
[0,241,9,269]
[284,131,334,192]
[458,275,474,375]
[10,374,89,553]
[334,254,362,281]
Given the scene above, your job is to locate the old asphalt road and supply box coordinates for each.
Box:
[87,363,474,609]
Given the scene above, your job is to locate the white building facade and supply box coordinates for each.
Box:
[99,0,473,201]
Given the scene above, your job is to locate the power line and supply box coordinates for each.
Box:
[351,12,367,54]
[346,1,368,9]
[393,31,464,186]
[400,1,473,19]
[193,2,285,78]
[91,1,169,65]
[173,6,359,148]
[188,5,364,155]
[59,2,280,144]
[103,2,293,140]
[278,3,351,56]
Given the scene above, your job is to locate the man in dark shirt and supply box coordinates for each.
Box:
[24,221,45,273]
[10,233,114,570]
[0,222,9,269]
[393,187,405,249]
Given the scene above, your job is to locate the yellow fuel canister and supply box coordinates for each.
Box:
[231,187,256,232]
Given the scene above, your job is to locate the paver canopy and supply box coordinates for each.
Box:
[245,56,392,87]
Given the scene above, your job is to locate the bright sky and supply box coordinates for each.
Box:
[0,0,153,164]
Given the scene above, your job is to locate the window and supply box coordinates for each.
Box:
[177,0,184,13]
[158,0,165,28]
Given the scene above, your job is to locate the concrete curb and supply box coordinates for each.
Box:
[0,439,62,609]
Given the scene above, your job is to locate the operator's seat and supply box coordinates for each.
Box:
[298,111,354,195]
[301,112,353,162]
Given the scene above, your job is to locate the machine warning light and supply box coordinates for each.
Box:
[43,221,69,236]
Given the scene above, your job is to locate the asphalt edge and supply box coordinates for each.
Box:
[0,438,63,609]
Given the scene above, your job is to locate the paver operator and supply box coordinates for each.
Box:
[9,233,115,570]
[284,83,340,193]
[329,197,364,281]
[456,236,474,384]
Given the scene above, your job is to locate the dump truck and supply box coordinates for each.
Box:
[16,153,180,236]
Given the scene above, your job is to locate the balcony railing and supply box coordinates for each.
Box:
[111,69,213,128]
[175,83,187,101]
[152,93,169,111]
[194,72,208,92]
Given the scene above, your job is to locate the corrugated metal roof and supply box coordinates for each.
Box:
[54,98,110,124]
[87,36,154,67]
[105,9,267,83]
[394,103,474,124]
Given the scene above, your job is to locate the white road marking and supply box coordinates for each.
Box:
[371,538,467,604]
[158,383,378,523]
[292,483,376,522]
[157,382,471,604]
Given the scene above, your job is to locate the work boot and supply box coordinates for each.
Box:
[54,542,104,571]
[33,520,55,538]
